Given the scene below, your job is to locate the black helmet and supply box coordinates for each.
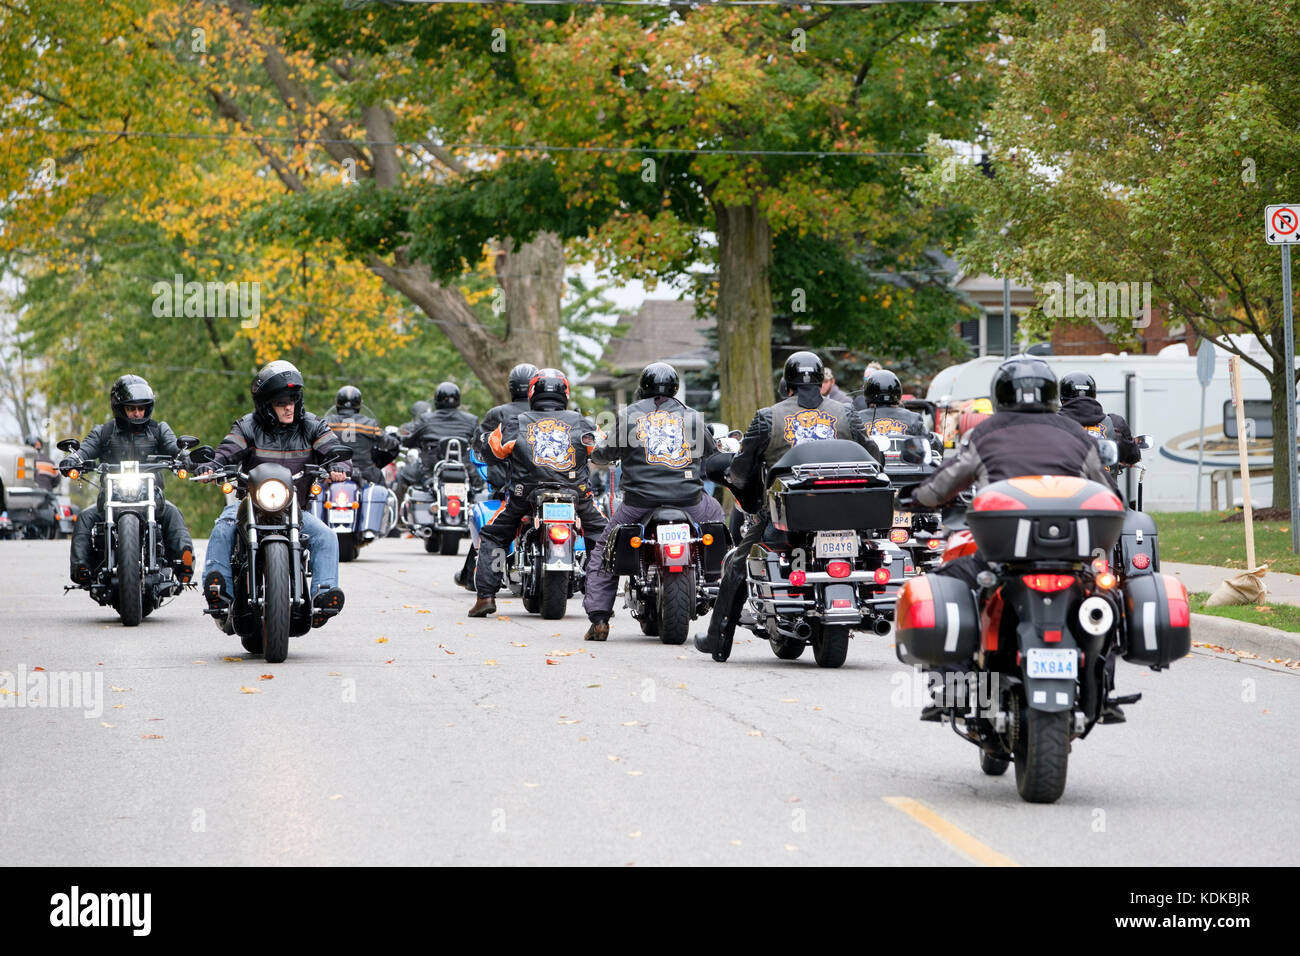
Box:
[251,360,305,428]
[25,433,42,451]
[863,369,902,406]
[435,382,461,410]
[411,400,431,419]
[335,385,362,415]
[110,374,155,430]
[508,363,539,402]
[638,362,680,400]
[1060,371,1097,401]
[991,357,1059,413]
[783,351,823,389]
[528,368,570,409]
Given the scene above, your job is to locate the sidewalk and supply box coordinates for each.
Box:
[1163,561,1300,606]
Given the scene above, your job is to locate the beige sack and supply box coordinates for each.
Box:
[1204,565,1269,607]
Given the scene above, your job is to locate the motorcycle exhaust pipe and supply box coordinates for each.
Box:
[872,617,893,636]
[794,620,813,640]
[1078,595,1115,637]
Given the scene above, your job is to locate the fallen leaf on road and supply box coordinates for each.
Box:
[146,717,163,721]
[621,721,640,726]
[511,642,528,648]
[545,659,559,665]
[259,674,274,680]
[239,686,259,694]
[417,609,431,614]
[628,831,641,838]
[141,734,163,740]
[328,671,341,676]
[496,616,511,621]
[0,689,16,697]
[424,626,436,631]
[524,782,540,788]
[111,686,128,693]
[485,659,498,666]
[223,656,242,662]
[748,730,763,737]
[385,658,395,664]
[444,649,456,655]
[548,649,584,657]
[32,666,45,672]
[780,698,798,703]
[558,719,579,725]
[785,844,799,852]
[587,683,600,688]
[376,637,389,644]
[112,704,123,710]
[100,721,113,728]
[329,794,343,800]
[812,706,823,711]
[607,755,621,762]
[627,771,643,776]
[193,660,207,665]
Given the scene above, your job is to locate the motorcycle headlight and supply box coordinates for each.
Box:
[111,475,146,501]
[254,479,292,512]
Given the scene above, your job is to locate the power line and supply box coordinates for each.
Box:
[360,0,1001,6]
[1,124,930,159]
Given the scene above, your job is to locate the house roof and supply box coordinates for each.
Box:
[583,299,714,387]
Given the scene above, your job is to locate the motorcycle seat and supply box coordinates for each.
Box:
[767,439,878,484]
[647,507,692,525]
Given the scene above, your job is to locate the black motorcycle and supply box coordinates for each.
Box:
[401,438,473,555]
[604,508,731,645]
[197,445,352,663]
[514,484,589,619]
[57,436,201,626]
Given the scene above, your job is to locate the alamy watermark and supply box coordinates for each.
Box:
[1040,274,1152,328]
[0,666,103,718]
[151,274,261,328]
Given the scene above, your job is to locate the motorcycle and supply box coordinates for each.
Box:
[462,449,523,595]
[197,444,353,663]
[881,435,945,575]
[894,442,1189,803]
[722,439,899,668]
[604,506,731,645]
[56,436,200,626]
[400,438,473,555]
[514,484,588,619]
[309,476,391,562]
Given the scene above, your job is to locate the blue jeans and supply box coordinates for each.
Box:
[203,501,339,596]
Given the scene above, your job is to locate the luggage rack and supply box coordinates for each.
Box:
[788,461,883,482]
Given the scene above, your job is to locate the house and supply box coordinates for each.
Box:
[582,300,716,411]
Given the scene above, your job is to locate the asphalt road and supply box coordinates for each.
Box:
[2,537,1297,866]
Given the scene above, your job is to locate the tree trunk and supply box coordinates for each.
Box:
[495,231,565,372]
[713,198,774,433]
[1268,364,1296,516]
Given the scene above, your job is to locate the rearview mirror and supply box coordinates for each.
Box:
[328,445,354,463]
[1136,434,1153,450]
[177,435,199,450]
[1097,439,1120,467]
[900,436,929,465]
[188,445,215,464]
[56,438,80,453]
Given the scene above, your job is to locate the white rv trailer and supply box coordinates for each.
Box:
[925,344,1293,511]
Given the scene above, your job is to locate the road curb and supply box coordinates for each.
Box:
[1190,612,1300,661]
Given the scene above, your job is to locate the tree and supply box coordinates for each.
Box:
[919,0,1300,511]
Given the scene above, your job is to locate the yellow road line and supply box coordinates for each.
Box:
[883,796,1020,867]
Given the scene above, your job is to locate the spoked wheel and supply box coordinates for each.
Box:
[115,514,143,627]
[811,624,850,668]
[260,540,292,664]
[1013,705,1070,803]
[769,634,806,660]
[656,570,694,645]
[980,750,1011,776]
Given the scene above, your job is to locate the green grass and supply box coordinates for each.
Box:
[1149,511,1300,576]
[1188,591,1300,633]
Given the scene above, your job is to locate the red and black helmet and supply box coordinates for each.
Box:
[528,368,570,409]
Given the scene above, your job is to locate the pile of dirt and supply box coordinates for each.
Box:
[1221,508,1292,523]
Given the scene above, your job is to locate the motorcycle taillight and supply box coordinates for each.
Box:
[1022,573,1075,593]
[827,561,852,578]
[448,496,462,517]
[548,525,571,543]
[665,543,685,559]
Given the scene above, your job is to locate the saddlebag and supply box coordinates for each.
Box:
[700,520,730,576]
[407,487,436,526]
[894,573,980,667]
[1117,510,1159,577]
[967,477,1126,562]
[1121,572,1190,668]
[605,524,645,575]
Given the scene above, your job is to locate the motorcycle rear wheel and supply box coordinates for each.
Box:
[539,569,569,619]
[811,624,850,668]
[261,541,292,664]
[424,531,441,553]
[1013,707,1070,803]
[338,534,358,563]
[116,514,143,627]
[657,570,693,645]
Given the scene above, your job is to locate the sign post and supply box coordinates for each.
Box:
[1002,276,1012,358]
[1264,204,1300,554]
[1195,339,1215,512]
[1230,356,1257,570]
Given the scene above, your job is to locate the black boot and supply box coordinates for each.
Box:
[311,587,346,628]
[583,619,609,642]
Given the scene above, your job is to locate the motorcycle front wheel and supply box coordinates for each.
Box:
[260,540,292,664]
[115,514,143,627]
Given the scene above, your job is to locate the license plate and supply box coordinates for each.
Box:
[814,531,857,559]
[892,510,911,528]
[1025,647,1078,680]
[658,523,690,546]
[330,513,352,526]
[542,502,575,522]
[443,483,466,499]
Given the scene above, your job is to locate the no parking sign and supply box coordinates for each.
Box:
[1266,204,1300,244]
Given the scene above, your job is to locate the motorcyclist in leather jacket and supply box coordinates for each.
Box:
[854,369,928,437]
[694,351,878,661]
[1058,371,1141,469]
[581,362,725,642]
[197,361,350,627]
[60,375,194,586]
[323,385,400,486]
[403,383,478,469]
[469,369,607,618]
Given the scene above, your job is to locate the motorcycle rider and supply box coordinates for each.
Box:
[581,362,725,642]
[59,375,194,586]
[1058,371,1141,468]
[469,368,607,618]
[453,363,538,589]
[28,435,60,492]
[820,366,853,406]
[197,361,350,627]
[694,351,879,661]
[403,383,478,463]
[854,369,927,437]
[324,385,400,486]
